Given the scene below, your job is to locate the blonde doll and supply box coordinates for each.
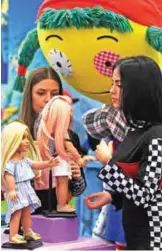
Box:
[1,121,58,244]
[36,96,87,213]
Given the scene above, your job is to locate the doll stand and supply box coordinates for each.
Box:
[44,168,76,218]
[31,215,78,243]
[43,210,77,218]
[1,239,43,250]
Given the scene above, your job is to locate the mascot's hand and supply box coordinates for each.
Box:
[84,192,112,209]
[95,141,113,164]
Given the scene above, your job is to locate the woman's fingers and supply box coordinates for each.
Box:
[85,193,100,200]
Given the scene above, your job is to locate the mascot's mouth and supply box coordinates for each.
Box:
[77,88,110,94]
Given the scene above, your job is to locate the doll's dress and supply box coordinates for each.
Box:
[4,158,41,224]
[48,138,71,177]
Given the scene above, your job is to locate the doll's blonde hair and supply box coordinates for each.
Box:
[37,95,73,160]
[1,121,41,188]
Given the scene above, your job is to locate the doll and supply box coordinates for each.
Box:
[36,95,89,213]
[1,121,58,244]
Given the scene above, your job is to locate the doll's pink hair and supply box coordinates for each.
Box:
[37,95,73,160]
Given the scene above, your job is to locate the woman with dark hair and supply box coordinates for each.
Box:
[85,56,162,250]
[19,67,86,213]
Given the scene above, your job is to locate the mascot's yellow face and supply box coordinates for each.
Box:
[38,20,162,104]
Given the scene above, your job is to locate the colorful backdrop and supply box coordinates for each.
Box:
[1,0,103,237]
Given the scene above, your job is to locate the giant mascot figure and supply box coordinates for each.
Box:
[14,0,162,98]
[14,0,162,249]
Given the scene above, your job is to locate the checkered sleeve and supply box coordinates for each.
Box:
[69,169,87,196]
[98,138,162,208]
[82,105,127,142]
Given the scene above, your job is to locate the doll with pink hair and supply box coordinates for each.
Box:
[36,95,87,213]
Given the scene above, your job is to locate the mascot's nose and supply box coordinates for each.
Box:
[48,49,72,77]
[94,51,121,77]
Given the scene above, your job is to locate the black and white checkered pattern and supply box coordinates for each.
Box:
[148,202,162,250]
[98,138,162,249]
[82,105,127,142]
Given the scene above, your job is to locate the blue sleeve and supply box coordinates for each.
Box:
[4,162,15,176]
[24,158,33,167]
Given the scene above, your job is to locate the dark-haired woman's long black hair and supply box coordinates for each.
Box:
[113,56,162,125]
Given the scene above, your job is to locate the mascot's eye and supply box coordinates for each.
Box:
[48,49,72,77]
[94,51,121,77]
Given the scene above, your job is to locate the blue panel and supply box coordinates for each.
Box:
[1,53,8,84]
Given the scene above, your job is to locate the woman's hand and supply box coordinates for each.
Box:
[84,191,112,209]
[69,161,81,180]
[77,156,96,167]
[95,141,113,164]
[8,190,18,201]
[77,158,87,167]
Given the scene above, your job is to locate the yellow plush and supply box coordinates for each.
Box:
[14,0,162,104]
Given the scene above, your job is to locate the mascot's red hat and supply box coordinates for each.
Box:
[37,0,162,28]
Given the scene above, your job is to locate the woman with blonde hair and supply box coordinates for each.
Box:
[1,121,58,244]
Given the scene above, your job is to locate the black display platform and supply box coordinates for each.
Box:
[42,210,77,218]
[2,239,43,250]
